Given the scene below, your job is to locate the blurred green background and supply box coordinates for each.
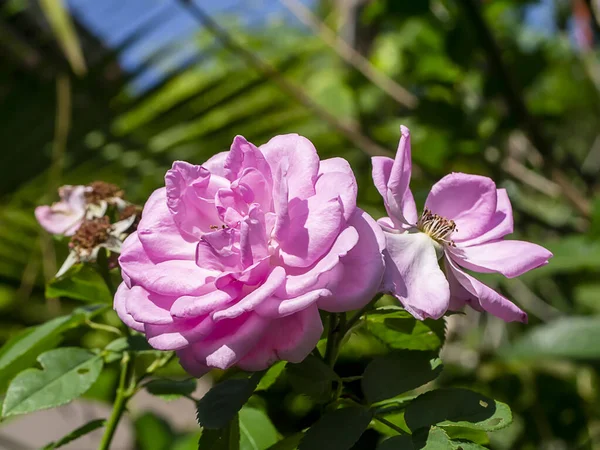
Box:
[1,0,600,448]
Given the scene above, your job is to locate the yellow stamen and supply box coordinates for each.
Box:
[417,208,457,247]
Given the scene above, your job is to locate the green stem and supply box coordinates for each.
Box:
[374,416,407,435]
[324,313,340,367]
[343,293,382,336]
[98,353,133,450]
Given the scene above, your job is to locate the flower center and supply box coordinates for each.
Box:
[84,181,123,204]
[417,208,457,247]
[70,216,112,252]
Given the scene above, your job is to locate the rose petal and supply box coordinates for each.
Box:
[256,289,332,318]
[459,188,514,246]
[124,285,176,325]
[225,135,272,185]
[381,231,449,320]
[145,315,216,350]
[445,256,527,323]
[279,196,344,268]
[237,304,323,371]
[212,266,287,321]
[371,126,418,228]
[170,282,241,318]
[177,313,268,370]
[260,134,320,201]
[316,158,357,220]
[119,233,217,296]
[114,283,146,332]
[425,173,497,242]
[137,188,196,261]
[317,209,385,312]
[165,161,228,237]
[448,239,552,278]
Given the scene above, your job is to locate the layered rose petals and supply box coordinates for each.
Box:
[115,134,385,375]
[372,126,552,323]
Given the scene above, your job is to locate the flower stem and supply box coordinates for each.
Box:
[98,352,133,450]
[343,293,383,336]
[374,416,407,435]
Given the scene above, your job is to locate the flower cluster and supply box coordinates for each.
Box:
[36,181,138,277]
[37,127,552,375]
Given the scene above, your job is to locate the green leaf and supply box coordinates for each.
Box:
[501,317,600,360]
[265,433,303,450]
[0,305,106,393]
[405,388,511,433]
[145,378,197,401]
[135,412,175,450]
[39,0,86,75]
[257,361,285,391]
[42,419,106,449]
[365,308,446,352]
[239,407,279,450]
[105,334,157,353]
[298,406,373,450]
[415,427,452,449]
[362,351,442,404]
[286,355,339,402]
[197,374,261,429]
[199,416,240,450]
[46,265,112,303]
[2,347,104,417]
[377,435,414,450]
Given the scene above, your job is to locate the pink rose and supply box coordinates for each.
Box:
[115,135,385,375]
[373,126,552,322]
[35,185,89,236]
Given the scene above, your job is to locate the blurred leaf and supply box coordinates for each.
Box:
[145,378,196,401]
[589,196,600,239]
[196,375,261,429]
[362,351,442,404]
[0,305,106,393]
[42,419,106,449]
[46,265,112,303]
[501,317,600,360]
[39,0,86,75]
[135,412,175,450]
[298,406,372,450]
[265,433,303,450]
[286,354,339,402]
[522,236,600,280]
[257,361,285,391]
[2,347,103,417]
[405,388,511,432]
[365,308,446,352]
[239,407,278,450]
[377,435,414,449]
[198,416,240,450]
[443,427,489,445]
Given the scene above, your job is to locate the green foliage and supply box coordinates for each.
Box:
[362,351,442,404]
[239,407,279,450]
[199,416,240,450]
[196,374,262,429]
[502,317,600,360]
[404,388,512,433]
[2,347,103,417]
[45,265,112,303]
[377,435,414,450]
[0,305,106,393]
[365,307,446,352]
[298,406,373,450]
[286,354,340,402]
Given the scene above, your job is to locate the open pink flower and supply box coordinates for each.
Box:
[35,185,89,236]
[372,126,552,322]
[115,135,385,375]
